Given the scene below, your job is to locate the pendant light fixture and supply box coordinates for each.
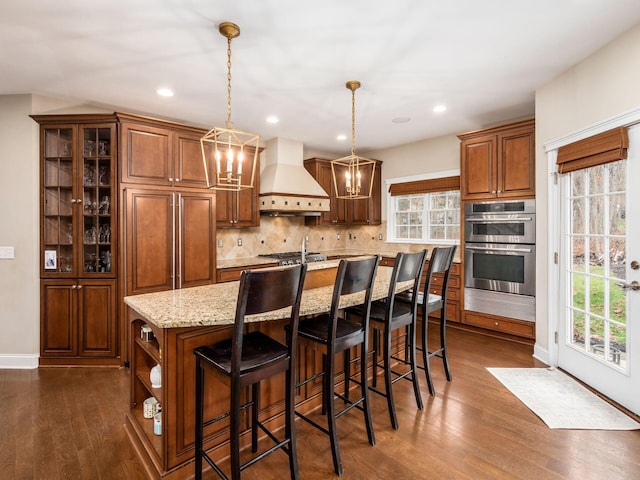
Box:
[201,22,260,191]
[331,80,376,199]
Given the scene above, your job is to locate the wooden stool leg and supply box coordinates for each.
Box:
[321,354,328,416]
[372,329,379,388]
[230,382,242,480]
[195,357,204,480]
[409,321,423,410]
[383,326,398,430]
[325,354,343,476]
[440,310,452,382]
[343,348,351,402]
[252,382,260,453]
[361,339,375,446]
[422,317,435,396]
[285,365,300,480]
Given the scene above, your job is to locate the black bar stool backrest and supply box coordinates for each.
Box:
[389,249,428,316]
[232,264,307,376]
[328,256,379,342]
[423,246,457,299]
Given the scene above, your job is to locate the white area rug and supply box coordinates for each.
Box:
[487,367,640,430]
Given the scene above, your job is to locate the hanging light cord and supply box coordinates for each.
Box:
[350,87,356,157]
[225,35,233,129]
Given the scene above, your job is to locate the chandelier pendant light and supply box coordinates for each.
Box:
[331,80,376,200]
[201,22,260,191]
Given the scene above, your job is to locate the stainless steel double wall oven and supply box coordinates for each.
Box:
[464,199,535,322]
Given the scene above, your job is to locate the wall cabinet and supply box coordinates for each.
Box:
[35,117,119,366]
[303,157,382,226]
[216,149,260,228]
[459,119,535,201]
[119,116,209,189]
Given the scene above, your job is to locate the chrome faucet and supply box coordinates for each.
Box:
[301,236,307,264]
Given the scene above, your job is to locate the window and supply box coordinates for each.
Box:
[389,188,460,243]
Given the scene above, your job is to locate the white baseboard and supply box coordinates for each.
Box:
[533,343,552,366]
[0,354,39,369]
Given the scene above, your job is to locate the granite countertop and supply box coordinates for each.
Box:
[124,262,412,329]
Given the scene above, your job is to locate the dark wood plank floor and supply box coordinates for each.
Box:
[2,326,639,480]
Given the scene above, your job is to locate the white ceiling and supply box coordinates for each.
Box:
[3,0,640,154]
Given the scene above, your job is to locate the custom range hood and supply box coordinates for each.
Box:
[259,137,330,216]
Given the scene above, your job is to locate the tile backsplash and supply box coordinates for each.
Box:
[216,217,434,261]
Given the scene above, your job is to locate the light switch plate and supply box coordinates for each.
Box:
[0,246,15,259]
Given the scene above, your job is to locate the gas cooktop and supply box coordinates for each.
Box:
[258,251,327,265]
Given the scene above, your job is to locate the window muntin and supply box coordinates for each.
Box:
[391,190,460,243]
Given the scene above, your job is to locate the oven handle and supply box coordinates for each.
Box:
[465,245,533,253]
[465,217,533,223]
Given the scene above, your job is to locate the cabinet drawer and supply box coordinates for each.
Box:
[430,285,460,301]
[379,257,395,267]
[464,311,534,338]
[451,263,461,276]
[216,263,278,283]
[427,300,460,323]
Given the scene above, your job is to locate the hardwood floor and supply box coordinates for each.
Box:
[1,326,639,479]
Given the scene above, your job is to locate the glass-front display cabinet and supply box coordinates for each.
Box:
[41,123,116,278]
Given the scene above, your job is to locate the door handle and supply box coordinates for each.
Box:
[617,281,640,291]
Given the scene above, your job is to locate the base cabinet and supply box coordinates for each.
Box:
[41,279,118,363]
[463,310,535,339]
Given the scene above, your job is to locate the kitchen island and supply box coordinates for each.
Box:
[124,259,410,480]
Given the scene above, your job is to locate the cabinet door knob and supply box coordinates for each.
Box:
[168,177,174,182]
[494,321,499,326]
[77,285,82,289]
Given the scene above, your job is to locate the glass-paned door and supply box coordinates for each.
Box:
[42,127,76,275]
[81,126,115,275]
[558,124,640,414]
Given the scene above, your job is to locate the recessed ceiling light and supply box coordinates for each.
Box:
[266,115,279,124]
[391,116,411,124]
[156,87,174,97]
[433,104,447,113]
[337,134,347,141]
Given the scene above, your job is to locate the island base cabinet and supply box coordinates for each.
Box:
[129,316,293,479]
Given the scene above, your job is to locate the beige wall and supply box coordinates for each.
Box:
[369,135,461,221]
[0,95,40,365]
[535,23,640,359]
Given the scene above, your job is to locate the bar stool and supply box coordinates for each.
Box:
[352,250,427,430]
[399,246,456,396]
[294,256,379,476]
[193,264,307,480]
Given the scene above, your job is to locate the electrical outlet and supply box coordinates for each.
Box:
[378,234,383,240]
[237,238,242,247]
[217,239,223,248]
[337,233,341,240]
[348,233,352,240]
[0,246,14,259]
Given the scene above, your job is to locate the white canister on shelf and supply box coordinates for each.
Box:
[150,363,162,388]
[153,412,162,435]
